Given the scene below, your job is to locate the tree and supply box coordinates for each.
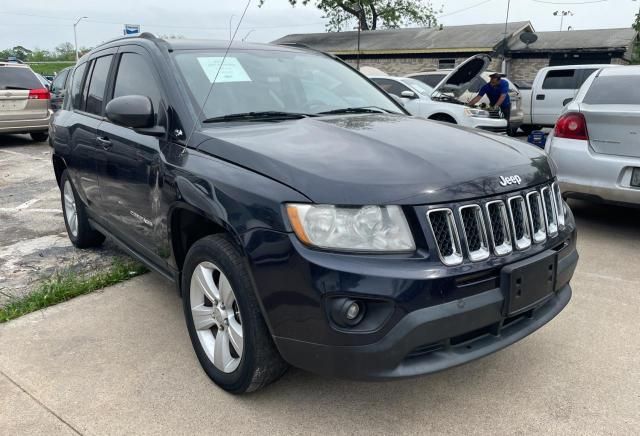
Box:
[11,45,32,61]
[54,42,76,61]
[259,0,438,31]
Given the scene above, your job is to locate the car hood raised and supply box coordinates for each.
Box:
[197,114,552,205]
[432,54,491,99]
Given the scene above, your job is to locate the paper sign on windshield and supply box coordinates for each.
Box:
[197,57,252,83]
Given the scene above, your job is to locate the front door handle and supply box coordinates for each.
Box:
[97,136,112,149]
[536,94,545,101]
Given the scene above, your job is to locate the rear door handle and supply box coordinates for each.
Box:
[536,94,545,101]
[97,136,112,149]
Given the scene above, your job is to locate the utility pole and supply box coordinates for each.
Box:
[354,1,363,70]
[553,10,573,31]
[73,16,88,62]
[502,0,511,74]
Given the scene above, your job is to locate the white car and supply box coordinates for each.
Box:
[405,68,523,135]
[545,66,640,206]
[370,55,507,132]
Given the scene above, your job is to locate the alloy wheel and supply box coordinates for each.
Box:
[63,180,78,237]
[189,261,244,373]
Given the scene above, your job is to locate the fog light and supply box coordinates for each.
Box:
[329,298,366,327]
[345,302,360,320]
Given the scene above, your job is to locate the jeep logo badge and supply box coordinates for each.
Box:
[499,175,522,186]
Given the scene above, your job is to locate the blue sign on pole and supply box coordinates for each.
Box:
[124,24,141,35]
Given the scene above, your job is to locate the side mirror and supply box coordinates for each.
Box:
[401,90,417,99]
[105,95,165,136]
[562,98,573,106]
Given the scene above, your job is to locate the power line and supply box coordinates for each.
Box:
[438,0,497,18]
[531,0,607,4]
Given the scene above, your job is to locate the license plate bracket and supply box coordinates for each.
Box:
[501,250,557,316]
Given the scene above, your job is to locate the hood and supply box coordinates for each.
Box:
[196,114,552,205]
[432,54,491,98]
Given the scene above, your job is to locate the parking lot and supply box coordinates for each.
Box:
[0,135,121,304]
[1,134,639,434]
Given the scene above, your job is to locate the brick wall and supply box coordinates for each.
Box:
[509,57,550,82]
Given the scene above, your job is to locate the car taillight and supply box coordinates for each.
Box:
[28,88,50,100]
[554,112,588,140]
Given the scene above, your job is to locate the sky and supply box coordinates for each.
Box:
[0,0,638,51]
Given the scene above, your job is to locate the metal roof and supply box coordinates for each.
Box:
[509,28,638,52]
[272,22,533,55]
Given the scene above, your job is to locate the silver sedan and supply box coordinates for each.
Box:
[545,66,640,206]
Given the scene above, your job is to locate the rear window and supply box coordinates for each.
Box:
[414,74,446,87]
[583,75,640,105]
[0,66,42,90]
[542,69,576,90]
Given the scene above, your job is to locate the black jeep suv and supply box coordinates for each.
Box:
[50,34,578,393]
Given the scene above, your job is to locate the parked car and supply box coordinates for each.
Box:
[51,34,578,394]
[545,66,640,206]
[0,61,51,141]
[49,66,72,111]
[519,64,621,133]
[35,72,51,89]
[406,68,523,135]
[369,75,507,132]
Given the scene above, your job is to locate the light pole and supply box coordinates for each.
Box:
[242,29,255,42]
[73,16,88,62]
[553,10,573,31]
[229,14,236,41]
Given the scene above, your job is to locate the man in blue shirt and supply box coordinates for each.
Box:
[468,73,511,129]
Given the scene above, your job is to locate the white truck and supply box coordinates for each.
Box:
[518,64,621,134]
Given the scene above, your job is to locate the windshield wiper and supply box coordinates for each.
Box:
[202,111,316,123]
[317,106,398,115]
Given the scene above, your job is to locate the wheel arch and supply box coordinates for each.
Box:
[52,154,67,188]
[428,112,458,124]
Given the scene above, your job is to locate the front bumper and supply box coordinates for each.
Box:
[547,136,640,206]
[276,283,572,380]
[465,116,507,132]
[244,215,578,380]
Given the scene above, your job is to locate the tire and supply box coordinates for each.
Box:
[520,125,541,135]
[30,132,48,142]
[429,114,457,124]
[182,234,288,394]
[60,170,105,248]
[507,126,519,137]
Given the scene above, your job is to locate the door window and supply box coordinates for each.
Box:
[542,70,577,90]
[371,78,412,97]
[69,62,88,110]
[112,53,162,118]
[85,55,113,115]
[576,68,598,89]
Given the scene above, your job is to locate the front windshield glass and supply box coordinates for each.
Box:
[400,78,434,96]
[173,49,402,119]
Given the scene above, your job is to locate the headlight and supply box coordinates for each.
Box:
[286,204,415,252]
[464,107,490,118]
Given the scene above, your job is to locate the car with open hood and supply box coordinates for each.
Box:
[368,75,507,132]
[50,34,578,393]
[406,55,523,135]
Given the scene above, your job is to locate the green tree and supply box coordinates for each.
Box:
[54,42,75,61]
[11,45,32,61]
[260,0,438,31]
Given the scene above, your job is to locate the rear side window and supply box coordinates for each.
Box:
[112,53,162,115]
[0,66,42,90]
[70,63,88,109]
[576,68,598,88]
[583,75,640,105]
[542,69,576,90]
[85,55,113,115]
[51,69,69,92]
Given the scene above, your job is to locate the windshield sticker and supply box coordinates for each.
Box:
[197,57,252,83]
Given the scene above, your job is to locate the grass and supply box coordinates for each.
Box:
[0,258,148,323]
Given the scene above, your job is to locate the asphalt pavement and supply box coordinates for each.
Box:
[0,135,122,304]
[1,199,639,435]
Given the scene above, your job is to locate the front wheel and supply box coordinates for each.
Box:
[182,235,288,394]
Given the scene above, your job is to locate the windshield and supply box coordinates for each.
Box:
[173,49,402,119]
[400,78,434,96]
